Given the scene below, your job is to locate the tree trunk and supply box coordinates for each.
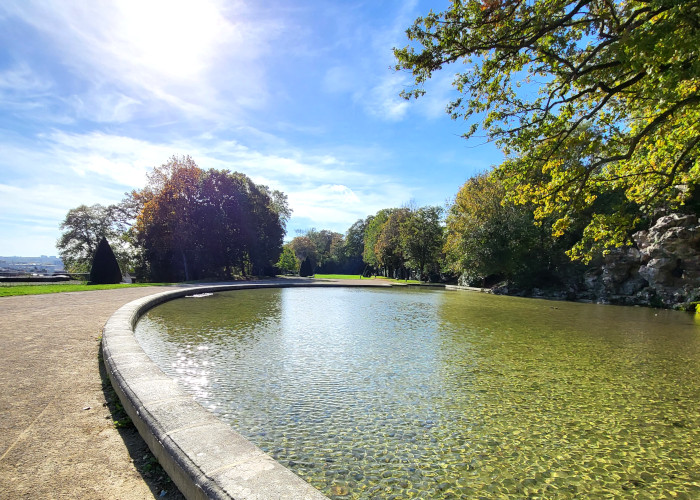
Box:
[180,249,190,281]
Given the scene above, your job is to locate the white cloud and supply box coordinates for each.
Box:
[363,72,411,121]
[0,181,127,256]
[68,92,142,124]
[43,131,175,187]
[0,63,51,96]
[289,184,361,219]
[0,128,416,254]
[287,180,414,235]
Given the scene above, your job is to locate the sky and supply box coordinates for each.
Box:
[0,0,502,257]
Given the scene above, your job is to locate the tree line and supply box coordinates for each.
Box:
[278,205,445,280]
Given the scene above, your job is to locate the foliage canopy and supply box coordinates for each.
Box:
[395,0,700,260]
[444,172,578,287]
[131,156,287,281]
[360,206,445,279]
[276,245,300,274]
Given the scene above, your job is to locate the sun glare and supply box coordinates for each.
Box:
[114,0,230,80]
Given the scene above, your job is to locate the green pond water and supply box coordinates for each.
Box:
[134,287,700,499]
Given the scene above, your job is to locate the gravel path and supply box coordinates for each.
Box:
[0,287,185,500]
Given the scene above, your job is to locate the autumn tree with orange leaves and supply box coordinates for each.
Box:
[131,155,289,281]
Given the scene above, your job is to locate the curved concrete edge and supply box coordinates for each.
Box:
[102,283,350,500]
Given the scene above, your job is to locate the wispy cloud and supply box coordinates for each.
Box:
[0,128,415,252]
[316,0,452,123]
[0,63,52,99]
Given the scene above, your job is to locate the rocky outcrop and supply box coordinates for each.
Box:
[582,214,700,309]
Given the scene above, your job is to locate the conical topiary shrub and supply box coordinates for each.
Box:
[89,237,122,284]
[299,256,314,277]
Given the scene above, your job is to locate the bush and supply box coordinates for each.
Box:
[299,256,314,277]
[89,237,122,284]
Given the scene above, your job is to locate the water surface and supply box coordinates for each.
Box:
[135,287,700,498]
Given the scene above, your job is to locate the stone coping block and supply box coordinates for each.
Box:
[101,283,359,500]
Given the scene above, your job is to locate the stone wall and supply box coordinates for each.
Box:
[581,214,700,309]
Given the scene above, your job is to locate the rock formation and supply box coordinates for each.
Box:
[582,214,700,309]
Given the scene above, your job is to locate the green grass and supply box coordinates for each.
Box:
[0,282,168,297]
[314,274,364,280]
[314,274,422,284]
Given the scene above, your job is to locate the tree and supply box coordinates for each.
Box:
[133,155,288,281]
[134,156,203,281]
[395,0,700,261]
[241,178,286,276]
[56,204,134,273]
[276,245,300,274]
[400,206,444,280]
[89,237,122,284]
[362,210,391,270]
[299,256,314,277]
[374,208,410,278]
[304,228,344,273]
[289,236,318,267]
[444,173,542,286]
[57,204,110,272]
[342,218,369,274]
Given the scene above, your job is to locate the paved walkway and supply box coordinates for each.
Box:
[0,287,184,500]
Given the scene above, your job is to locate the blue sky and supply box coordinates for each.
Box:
[0,0,501,256]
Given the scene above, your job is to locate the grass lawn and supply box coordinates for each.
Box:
[314,274,363,280]
[314,274,422,284]
[0,282,167,297]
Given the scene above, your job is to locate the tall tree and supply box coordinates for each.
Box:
[374,208,410,277]
[57,204,118,273]
[243,178,286,275]
[444,172,575,287]
[342,218,369,274]
[400,206,444,280]
[362,210,391,270]
[133,156,287,281]
[276,245,300,274]
[395,0,700,261]
[304,228,344,272]
[289,236,318,267]
[134,156,203,281]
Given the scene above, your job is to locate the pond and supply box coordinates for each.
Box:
[135,286,700,499]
